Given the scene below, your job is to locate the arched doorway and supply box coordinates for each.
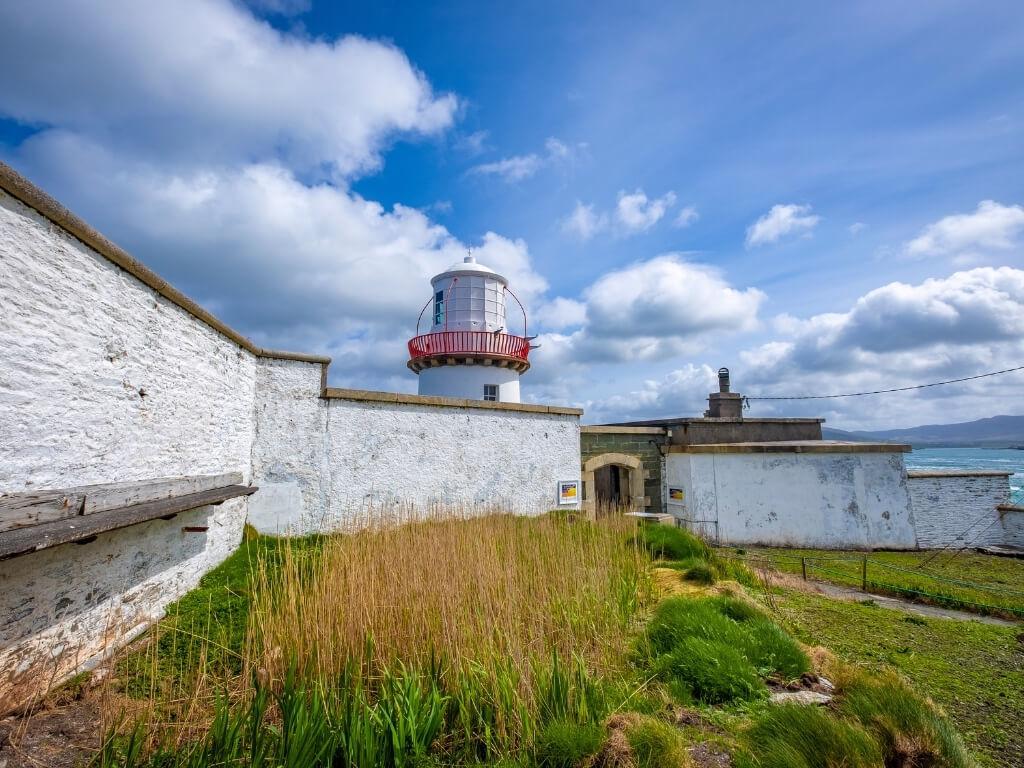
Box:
[582,452,645,518]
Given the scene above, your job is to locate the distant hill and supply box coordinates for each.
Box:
[822,415,1024,448]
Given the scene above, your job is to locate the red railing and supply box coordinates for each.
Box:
[407,331,531,363]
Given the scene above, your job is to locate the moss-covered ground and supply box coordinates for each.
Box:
[730,547,1024,619]
[772,584,1024,766]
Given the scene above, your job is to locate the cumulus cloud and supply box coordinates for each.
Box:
[904,200,1024,261]
[736,267,1024,429]
[615,189,677,232]
[0,1,457,178]
[746,203,820,247]
[561,201,607,240]
[469,136,577,183]
[535,255,763,364]
[673,205,700,229]
[562,188,678,240]
[584,365,718,423]
[534,297,587,330]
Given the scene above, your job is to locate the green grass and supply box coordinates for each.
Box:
[641,595,809,703]
[737,547,1024,618]
[736,704,882,768]
[97,522,988,768]
[772,585,1024,767]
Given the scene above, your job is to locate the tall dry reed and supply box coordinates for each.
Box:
[249,510,648,692]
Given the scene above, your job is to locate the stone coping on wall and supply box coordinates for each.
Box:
[907,469,1015,478]
[321,387,583,416]
[0,161,329,366]
[997,504,1024,513]
[580,425,665,434]
[607,417,825,427]
[669,440,911,454]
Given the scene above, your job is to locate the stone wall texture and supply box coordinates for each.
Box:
[0,190,255,711]
[580,432,664,512]
[907,473,1011,549]
[251,359,581,534]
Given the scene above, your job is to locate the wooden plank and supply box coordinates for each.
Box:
[0,485,257,560]
[0,473,242,533]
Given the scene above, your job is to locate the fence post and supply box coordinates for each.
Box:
[862,556,868,591]
[801,557,807,581]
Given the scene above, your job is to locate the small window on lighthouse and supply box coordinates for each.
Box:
[433,290,445,325]
[483,384,499,401]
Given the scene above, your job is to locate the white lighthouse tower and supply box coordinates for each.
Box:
[407,254,531,402]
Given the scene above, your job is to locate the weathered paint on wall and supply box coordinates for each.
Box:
[0,191,254,710]
[251,359,580,534]
[906,472,1011,549]
[666,450,918,549]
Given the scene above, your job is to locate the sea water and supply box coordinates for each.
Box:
[904,447,1023,503]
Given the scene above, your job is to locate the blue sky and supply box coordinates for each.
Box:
[1,1,1023,427]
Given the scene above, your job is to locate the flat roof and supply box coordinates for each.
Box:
[605,417,825,427]
[669,440,910,454]
[906,469,1014,478]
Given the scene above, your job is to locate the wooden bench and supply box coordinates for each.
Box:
[0,474,257,560]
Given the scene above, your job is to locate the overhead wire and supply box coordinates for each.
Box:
[744,364,1024,401]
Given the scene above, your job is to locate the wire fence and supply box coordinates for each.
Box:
[721,551,1024,619]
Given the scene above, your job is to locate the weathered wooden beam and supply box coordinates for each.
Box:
[0,473,242,533]
[0,485,257,560]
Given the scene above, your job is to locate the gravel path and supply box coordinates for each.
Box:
[808,580,1018,626]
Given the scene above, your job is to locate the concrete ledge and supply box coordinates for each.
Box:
[321,387,583,416]
[0,162,329,366]
[907,470,1014,478]
[581,425,665,434]
[997,504,1024,514]
[671,440,911,454]
[609,417,825,427]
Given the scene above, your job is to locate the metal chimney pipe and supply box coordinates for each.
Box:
[718,367,730,393]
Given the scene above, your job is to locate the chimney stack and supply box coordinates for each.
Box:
[705,366,743,418]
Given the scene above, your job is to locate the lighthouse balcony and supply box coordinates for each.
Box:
[407,331,531,373]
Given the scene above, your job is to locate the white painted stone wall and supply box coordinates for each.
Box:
[666,450,917,549]
[250,359,581,534]
[906,472,1011,549]
[1001,507,1024,549]
[0,190,255,710]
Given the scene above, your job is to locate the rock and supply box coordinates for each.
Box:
[769,690,833,706]
[817,676,835,692]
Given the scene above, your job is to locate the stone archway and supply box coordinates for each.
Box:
[582,452,646,517]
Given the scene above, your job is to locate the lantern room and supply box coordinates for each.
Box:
[408,254,531,402]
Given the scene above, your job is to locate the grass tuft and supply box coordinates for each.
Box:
[535,719,604,768]
[737,704,882,768]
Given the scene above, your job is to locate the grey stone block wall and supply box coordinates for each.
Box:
[581,433,665,512]
[907,473,1011,548]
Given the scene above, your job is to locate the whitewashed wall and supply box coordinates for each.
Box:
[666,448,917,549]
[0,189,255,710]
[250,359,581,534]
[906,472,1011,549]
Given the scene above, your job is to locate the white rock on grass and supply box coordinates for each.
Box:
[769,690,833,706]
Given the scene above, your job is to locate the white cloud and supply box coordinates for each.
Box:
[534,298,587,330]
[585,365,718,423]
[534,255,762,364]
[563,188,678,240]
[469,136,578,183]
[904,200,1024,260]
[455,130,489,156]
[0,1,457,179]
[561,201,608,240]
[469,154,544,182]
[745,203,820,247]
[673,205,699,229]
[615,189,677,232]
[736,267,1024,429]
[848,222,866,235]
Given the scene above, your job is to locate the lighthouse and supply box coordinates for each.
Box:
[407,254,531,402]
